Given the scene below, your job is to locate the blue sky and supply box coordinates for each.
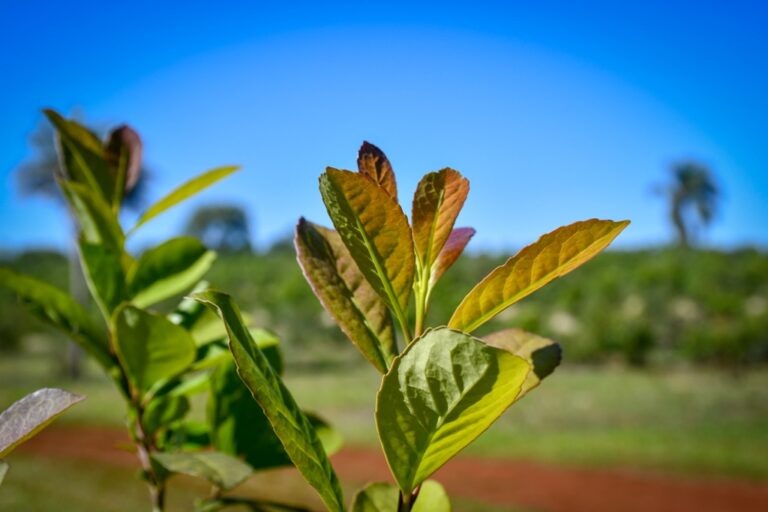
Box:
[1,1,766,252]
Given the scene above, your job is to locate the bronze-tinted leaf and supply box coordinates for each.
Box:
[295,218,396,372]
[430,227,475,288]
[484,328,562,396]
[449,219,630,333]
[104,125,143,194]
[357,141,397,200]
[319,168,415,337]
[412,168,469,271]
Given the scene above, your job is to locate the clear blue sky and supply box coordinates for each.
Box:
[1,1,766,252]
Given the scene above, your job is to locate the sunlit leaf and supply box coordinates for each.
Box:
[44,109,114,202]
[430,227,475,288]
[0,388,85,457]
[0,268,113,369]
[128,237,216,308]
[449,219,630,333]
[357,141,397,200]
[112,305,196,393]
[131,165,240,232]
[193,291,345,512]
[319,168,414,337]
[58,180,125,251]
[484,328,562,396]
[351,480,450,512]
[376,327,530,494]
[79,240,126,318]
[412,168,469,271]
[295,218,396,372]
[151,451,252,491]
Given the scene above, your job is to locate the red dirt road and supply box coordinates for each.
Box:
[20,426,768,512]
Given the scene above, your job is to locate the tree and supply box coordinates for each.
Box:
[659,161,719,247]
[185,205,252,253]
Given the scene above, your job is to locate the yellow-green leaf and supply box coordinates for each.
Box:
[357,141,397,200]
[295,218,396,372]
[319,167,415,337]
[351,480,450,512]
[449,219,630,333]
[484,328,561,396]
[59,180,125,251]
[376,327,530,494]
[130,166,240,233]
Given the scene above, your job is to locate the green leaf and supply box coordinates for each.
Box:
[151,451,252,491]
[376,328,530,494]
[295,218,396,372]
[429,227,475,289]
[357,141,398,199]
[143,395,190,436]
[79,239,127,318]
[112,305,196,393]
[412,169,469,271]
[351,480,450,512]
[0,268,113,369]
[128,237,216,308]
[484,328,562,396]
[0,460,7,486]
[193,291,345,512]
[449,219,630,333]
[58,180,125,252]
[44,109,114,202]
[131,166,240,233]
[0,388,85,457]
[319,168,415,338]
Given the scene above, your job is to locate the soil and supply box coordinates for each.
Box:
[20,426,768,512]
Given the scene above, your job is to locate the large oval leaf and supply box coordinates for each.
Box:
[151,451,252,491]
[411,168,469,271]
[376,328,530,494]
[319,168,414,337]
[193,291,345,512]
[357,141,397,200]
[295,218,396,372]
[351,480,450,512]
[130,165,240,232]
[112,305,196,393]
[79,239,127,318]
[128,237,216,308]
[484,328,562,396]
[449,219,630,333]
[0,388,84,457]
[0,268,112,369]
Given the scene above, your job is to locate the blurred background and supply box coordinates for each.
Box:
[1,1,766,511]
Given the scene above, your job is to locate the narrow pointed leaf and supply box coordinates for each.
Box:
[376,328,530,494]
[484,328,562,396]
[357,141,397,199]
[319,168,414,335]
[0,268,113,369]
[351,480,450,512]
[412,168,469,270]
[429,227,475,290]
[449,219,630,333]
[193,291,345,512]
[128,237,216,308]
[151,451,252,491]
[131,165,240,232]
[59,180,125,251]
[295,218,396,372]
[79,240,126,317]
[112,305,196,393]
[44,109,114,201]
[0,388,85,457]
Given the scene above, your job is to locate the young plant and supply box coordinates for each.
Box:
[290,142,630,510]
[0,388,84,488]
[0,110,340,512]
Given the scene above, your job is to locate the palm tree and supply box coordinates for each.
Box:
[661,161,719,247]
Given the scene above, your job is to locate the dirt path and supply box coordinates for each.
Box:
[20,426,768,512]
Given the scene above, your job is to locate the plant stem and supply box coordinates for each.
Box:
[397,485,421,512]
[132,397,166,511]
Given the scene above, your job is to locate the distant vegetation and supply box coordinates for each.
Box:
[3,245,766,368]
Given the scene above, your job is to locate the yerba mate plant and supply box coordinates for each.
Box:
[0,111,340,512]
[293,142,629,510]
